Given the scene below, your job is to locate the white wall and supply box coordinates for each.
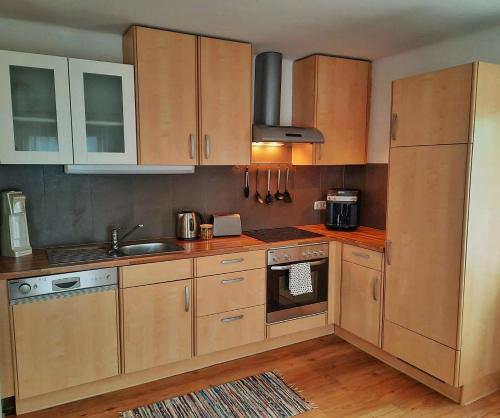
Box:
[368,24,500,163]
[0,17,123,62]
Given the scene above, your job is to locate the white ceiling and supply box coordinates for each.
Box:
[1,0,500,59]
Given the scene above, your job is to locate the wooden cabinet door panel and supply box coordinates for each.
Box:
[12,290,119,399]
[341,261,382,346]
[122,279,192,373]
[127,26,197,165]
[315,56,369,165]
[199,37,251,165]
[391,63,473,147]
[385,145,468,348]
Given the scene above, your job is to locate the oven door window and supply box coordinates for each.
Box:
[267,259,328,313]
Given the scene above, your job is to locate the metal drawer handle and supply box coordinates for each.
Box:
[270,259,326,271]
[189,134,195,160]
[386,240,392,265]
[372,277,378,301]
[204,134,211,159]
[352,251,370,259]
[185,286,190,312]
[391,113,398,141]
[221,314,244,323]
[221,277,244,285]
[221,257,244,265]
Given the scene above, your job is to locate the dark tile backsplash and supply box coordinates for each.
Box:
[0,164,387,248]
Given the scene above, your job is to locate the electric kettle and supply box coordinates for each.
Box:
[176,210,202,240]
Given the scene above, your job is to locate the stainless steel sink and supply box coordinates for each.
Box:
[118,241,184,256]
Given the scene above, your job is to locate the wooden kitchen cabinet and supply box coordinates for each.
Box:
[122,278,193,374]
[385,144,468,348]
[341,261,382,347]
[0,50,73,164]
[292,55,370,165]
[384,62,500,391]
[198,36,252,165]
[123,27,251,166]
[391,63,473,147]
[123,26,197,165]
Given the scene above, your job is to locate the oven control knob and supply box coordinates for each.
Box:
[18,283,32,295]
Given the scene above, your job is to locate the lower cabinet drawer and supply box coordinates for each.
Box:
[196,268,265,316]
[196,305,265,356]
[195,250,266,277]
[383,320,458,385]
[343,244,383,271]
[267,313,327,339]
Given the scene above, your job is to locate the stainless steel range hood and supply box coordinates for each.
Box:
[253,52,324,144]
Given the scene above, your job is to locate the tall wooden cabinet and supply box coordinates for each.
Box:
[124,26,251,166]
[384,62,500,390]
[292,55,370,165]
[198,37,252,166]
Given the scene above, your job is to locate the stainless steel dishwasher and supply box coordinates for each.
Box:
[8,267,120,399]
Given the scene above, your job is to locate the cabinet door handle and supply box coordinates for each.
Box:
[221,257,244,265]
[189,134,195,160]
[185,286,190,312]
[221,314,244,323]
[221,277,244,285]
[372,277,379,301]
[204,135,211,159]
[352,251,369,259]
[317,144,323,161]
[386,240,392,265]
[390,113,398,141]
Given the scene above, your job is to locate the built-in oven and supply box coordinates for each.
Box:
[266,242,329,323]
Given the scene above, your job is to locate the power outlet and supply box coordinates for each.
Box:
[314,200,326,210]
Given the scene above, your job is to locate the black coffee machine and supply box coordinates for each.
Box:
[325,189,360,231]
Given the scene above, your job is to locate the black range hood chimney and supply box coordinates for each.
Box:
[252,52,324,144]
[254,52,282,126]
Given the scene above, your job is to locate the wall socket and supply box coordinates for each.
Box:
[314,200,327,210]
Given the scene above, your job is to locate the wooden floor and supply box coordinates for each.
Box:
[17,335,500,417]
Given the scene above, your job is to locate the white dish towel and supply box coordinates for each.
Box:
[289,262,313,296]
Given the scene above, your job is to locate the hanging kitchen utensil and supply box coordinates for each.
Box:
[283,167,292,203]
[265,168,273,205]
[274,168,284,200]
[244,168,250,198]
[255,169,264,204]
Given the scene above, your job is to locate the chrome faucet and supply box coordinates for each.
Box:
[110,224,144,254]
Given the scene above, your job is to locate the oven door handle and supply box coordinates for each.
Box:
[270,259,327,271]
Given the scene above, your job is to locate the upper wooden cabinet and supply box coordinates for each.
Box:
[390,63,473,147]
[123,26,197,165]
[124,26,252,166]
[292,55,370,165]
[198,37,252,165]
[384,62,500,387]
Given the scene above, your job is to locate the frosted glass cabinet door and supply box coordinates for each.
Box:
[69,59,137,164]
[0,50,73,164]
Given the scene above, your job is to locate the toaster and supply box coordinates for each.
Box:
[211,214,242,237]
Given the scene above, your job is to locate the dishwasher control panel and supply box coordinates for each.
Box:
[8,267,118,302]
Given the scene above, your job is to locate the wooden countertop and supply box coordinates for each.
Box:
[0,225,385,281]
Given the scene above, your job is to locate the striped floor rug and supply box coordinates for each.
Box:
[120,371,314,417]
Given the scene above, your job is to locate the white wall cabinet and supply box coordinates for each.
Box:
[0,50,73,164]
[69,59,136,164]
[0,50,136,165]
